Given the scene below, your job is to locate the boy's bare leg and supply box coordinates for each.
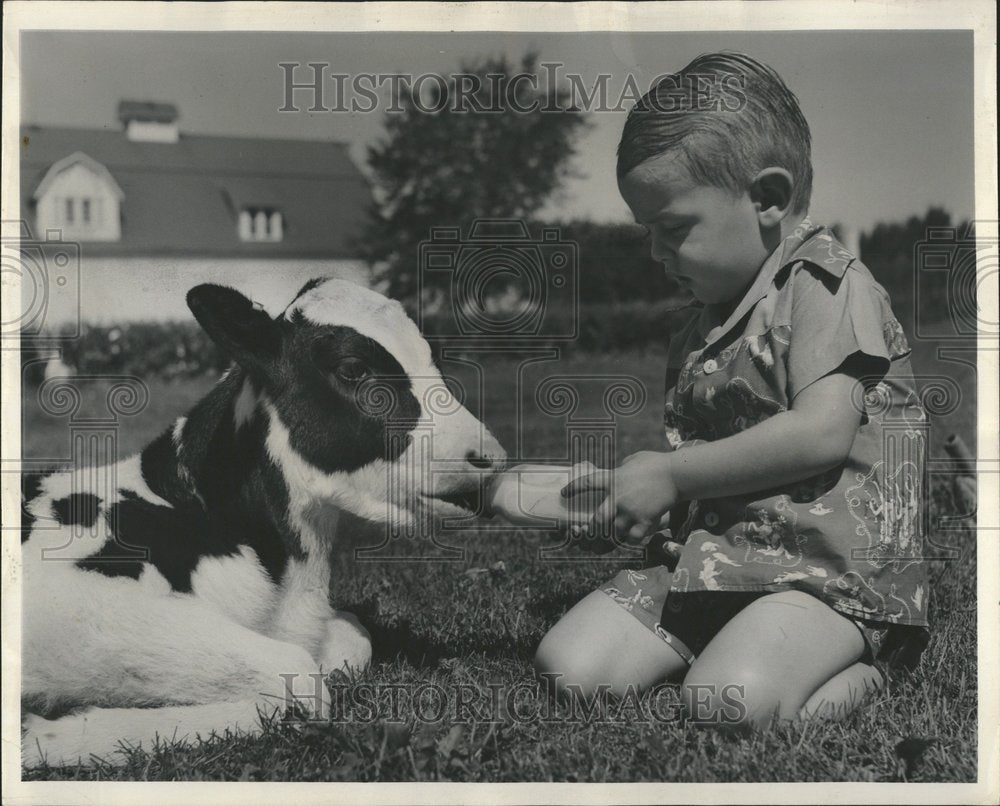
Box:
[681,589,872,727]
[798,662,884,720]
[534,590,688,699]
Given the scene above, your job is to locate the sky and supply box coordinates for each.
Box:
[21,29,975,234]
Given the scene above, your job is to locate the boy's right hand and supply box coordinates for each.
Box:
[561,451,680,546]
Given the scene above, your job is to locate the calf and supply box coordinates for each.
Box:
[21,278,505,767]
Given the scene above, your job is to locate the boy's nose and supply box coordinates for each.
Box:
[660,258,680,278]
[649,237,674,265]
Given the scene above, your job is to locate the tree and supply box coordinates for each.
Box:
[859,207,965,328]
[361,53,588,302]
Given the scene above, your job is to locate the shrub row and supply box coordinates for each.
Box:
[22,321,229,385]
[22,300,693,383]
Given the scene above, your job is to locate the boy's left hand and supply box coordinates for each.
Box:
[560,451,679,544]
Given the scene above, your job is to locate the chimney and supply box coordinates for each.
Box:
[118,100,179,143]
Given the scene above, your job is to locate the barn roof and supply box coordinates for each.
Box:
[20,124,373,258]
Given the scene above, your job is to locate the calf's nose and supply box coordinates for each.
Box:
[465,435,507,472]
[466,449,494,470]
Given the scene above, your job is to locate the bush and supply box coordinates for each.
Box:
[23,321,228,384]
[419,299,693,357]
[24,301,695,383]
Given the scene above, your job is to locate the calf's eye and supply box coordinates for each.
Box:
[334,358,371,383]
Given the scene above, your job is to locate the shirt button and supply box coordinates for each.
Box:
[703,359,718,375]
[704,511,720,528]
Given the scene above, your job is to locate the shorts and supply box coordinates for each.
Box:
[600,559,929,675]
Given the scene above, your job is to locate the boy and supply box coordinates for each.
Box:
[533,53,929,727]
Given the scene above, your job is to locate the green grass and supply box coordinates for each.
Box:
[20,347,977,782]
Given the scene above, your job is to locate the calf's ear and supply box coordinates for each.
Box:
[187,284,282,377]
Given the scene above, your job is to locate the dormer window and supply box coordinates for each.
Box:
[239,207,283,242]
[33,152,123,241]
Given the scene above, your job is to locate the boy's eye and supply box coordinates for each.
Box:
[654,223,690,243]
[635,221,686,242]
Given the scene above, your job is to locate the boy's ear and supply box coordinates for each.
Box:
[751,168,795,227]
[186,284,282,377]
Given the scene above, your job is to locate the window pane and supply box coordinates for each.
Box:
[82,198,91,224]
[65,198,74,224]
[239,210,253,240]
[269,211,283,241]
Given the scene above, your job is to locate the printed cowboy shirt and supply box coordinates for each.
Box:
[664,219,929,629]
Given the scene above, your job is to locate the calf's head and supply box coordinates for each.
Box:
[187,278,506,526]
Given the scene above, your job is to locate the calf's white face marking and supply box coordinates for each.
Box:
[289,280,433,382]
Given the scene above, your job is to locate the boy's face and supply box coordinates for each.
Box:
[619,153,772,305]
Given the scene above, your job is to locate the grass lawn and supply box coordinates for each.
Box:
[18,344,977,782]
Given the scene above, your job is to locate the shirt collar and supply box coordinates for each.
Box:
[696,217,856,347]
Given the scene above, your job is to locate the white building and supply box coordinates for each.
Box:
[19,100,373,325]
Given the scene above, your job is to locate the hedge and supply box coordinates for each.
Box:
[22,320,228,386]
[22,300,693,384]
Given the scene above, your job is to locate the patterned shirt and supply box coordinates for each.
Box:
[664,219,929,628]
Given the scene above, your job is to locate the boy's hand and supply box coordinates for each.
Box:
[561,451,679,545]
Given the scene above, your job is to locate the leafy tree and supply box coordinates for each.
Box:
[860,207,973,328]
[361,53,588,301]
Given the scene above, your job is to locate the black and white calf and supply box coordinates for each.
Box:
[21,278,505,767]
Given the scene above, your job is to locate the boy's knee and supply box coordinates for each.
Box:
[681,678,753,728]
[797,662,885,721]
[682,664,784,728]
[534,631,619,701]
[533,631,589,695]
